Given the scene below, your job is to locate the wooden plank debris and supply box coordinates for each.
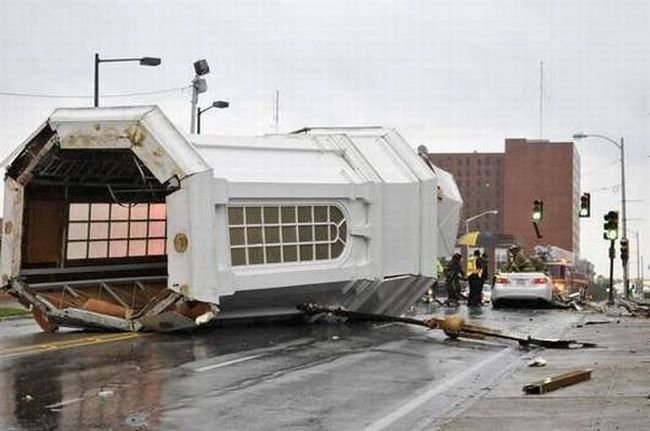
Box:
[523,369,592,395]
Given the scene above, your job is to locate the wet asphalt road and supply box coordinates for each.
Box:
[0,304,583,431]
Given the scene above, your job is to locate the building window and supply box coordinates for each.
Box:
[228,205,348,266]
[66,203,166,260]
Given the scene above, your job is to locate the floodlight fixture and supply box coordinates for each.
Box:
[194,59,210,76]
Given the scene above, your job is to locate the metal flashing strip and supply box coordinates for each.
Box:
[20,262,166,276]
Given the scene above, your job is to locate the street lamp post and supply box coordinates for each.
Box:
[93,53,161,107]
[197,101,230,134]
[573,132,629,298]
[465,210,499,233]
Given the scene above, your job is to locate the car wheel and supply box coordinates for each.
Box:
[492,300,501,309]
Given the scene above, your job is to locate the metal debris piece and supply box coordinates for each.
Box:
[528,357,547,367]
[98,388,114,398]
[523,369,592,394]
[298,303,598,349]
[553,295,609,314]
[583,320,612,326]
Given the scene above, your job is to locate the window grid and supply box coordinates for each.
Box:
[228,205,347,267]
[66,203,166,260]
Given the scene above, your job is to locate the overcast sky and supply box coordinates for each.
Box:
[0,0,648,278]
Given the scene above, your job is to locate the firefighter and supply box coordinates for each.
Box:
[468,250,484,307]
[480,251,490,292]
[502,245,536,272]
[445,253,465,305]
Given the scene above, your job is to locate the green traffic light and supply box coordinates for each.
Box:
[603,210,619,241]
[532,199,543,222]
[579,192,591,218]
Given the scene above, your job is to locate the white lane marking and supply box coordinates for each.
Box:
[46,397,84,409]
[374,323,399,329]
[195,354,266,373]
[363,347,512,431]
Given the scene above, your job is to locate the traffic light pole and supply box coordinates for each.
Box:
[608,240,615,306]
[573,134,628,300]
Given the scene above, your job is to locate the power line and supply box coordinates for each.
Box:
[584,158,619,176]
[586,184,621,193]
[0,86,191,100]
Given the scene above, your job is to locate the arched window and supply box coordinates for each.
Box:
[228,205,348,266]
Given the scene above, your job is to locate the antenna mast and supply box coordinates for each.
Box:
[273,89,280,133]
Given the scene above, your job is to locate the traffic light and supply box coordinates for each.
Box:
[579,192,591,217]
[620,238,629,262]
[603,210,619,240]
[532,199,544,222]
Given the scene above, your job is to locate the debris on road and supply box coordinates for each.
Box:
[583,320,612,326]
[616,298,650,318]
[527,357,547,367]
[298,303,598,349]
[523,369,592,394]
[98,388,115,398]
[553,294,607,313]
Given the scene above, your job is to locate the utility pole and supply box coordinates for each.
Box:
[608,239,615,305]
[634,230,641,295]
[539,61,543,139]
[620,137,629,298]
[273,89,280,133]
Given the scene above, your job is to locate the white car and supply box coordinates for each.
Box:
[491,272,554,308]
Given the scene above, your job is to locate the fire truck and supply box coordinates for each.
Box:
[534,245,589,298]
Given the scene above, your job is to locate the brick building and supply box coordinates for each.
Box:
[428,138,580,256]
[427,152,504,234]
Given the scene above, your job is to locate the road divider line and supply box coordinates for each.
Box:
[0,333,143,359]
[363,347,513,431]
[373,322,399,329]
[46,397,85,409]
[195,354,266,372]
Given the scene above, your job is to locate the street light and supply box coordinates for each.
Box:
[465,210,499,233]
[197,100,230,134]
[573,132,629,298]
[93,53,161,107]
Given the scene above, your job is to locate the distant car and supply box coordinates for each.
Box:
[491,272,553,308]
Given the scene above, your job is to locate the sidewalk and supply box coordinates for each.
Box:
[0,291,29,320]
[441,313,650,430]
[0,292,22,308]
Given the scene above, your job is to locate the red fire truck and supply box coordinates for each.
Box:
[534,246,589,298]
